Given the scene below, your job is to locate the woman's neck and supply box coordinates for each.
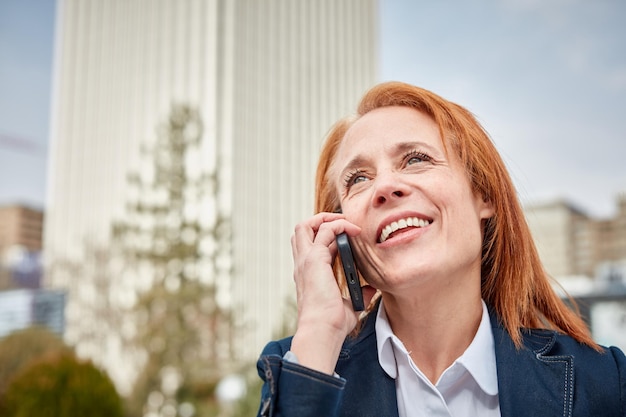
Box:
[381,281,483,384]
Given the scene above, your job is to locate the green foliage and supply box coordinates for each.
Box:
[125,282,232,416]
[3,352,123,417]
[113,104,235,415]
[0,326,71,397]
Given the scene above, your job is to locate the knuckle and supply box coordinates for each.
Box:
[294,221,309,235]
[317,222,333,235]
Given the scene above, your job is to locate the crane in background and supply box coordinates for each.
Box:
[0,133,43,156]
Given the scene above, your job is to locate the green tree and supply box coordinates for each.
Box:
[114,104,234,416]
[3,352,123,417]
[0,326,72,412]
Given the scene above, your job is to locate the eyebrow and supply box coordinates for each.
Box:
[339,155,370,177]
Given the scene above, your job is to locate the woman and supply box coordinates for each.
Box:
[256,82,626,417]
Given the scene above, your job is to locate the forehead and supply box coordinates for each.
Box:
[335,106,443,162]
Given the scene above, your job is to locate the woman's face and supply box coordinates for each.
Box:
[332,106,494,295]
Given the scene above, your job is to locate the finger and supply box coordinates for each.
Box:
[312,220,361,248]
[292,212,345,254]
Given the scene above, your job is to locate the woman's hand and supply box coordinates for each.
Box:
[289,212,373,374]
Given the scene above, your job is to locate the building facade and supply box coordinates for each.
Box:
[525,194,626,280]
[525,196,626,351]
[0,288,66,339]
[0,205,43,255]
[45,0,378,392]
[596,196,626,267]
[0,204,44,289]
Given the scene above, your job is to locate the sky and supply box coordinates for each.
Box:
[0,0,625,217]
[379,0,626,217]
[0,0,54,211]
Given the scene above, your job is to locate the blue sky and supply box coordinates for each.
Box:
[0,0,54,210]
[379,0,626,217]
[1,0,625,217]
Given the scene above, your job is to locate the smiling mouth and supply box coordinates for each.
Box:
[379,217,431,243]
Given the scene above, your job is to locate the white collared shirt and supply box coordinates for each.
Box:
[376,299,501,417]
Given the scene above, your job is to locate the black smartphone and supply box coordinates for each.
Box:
[336,232,364,311]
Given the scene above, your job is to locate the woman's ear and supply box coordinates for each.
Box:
[479,195,495,220]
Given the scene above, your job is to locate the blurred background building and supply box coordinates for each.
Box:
[0,288,66,338]
[0,204,44,289]
[0,204,65,341]
[43,0,377,393]
[525,194,626,279]
[525,194,626,349]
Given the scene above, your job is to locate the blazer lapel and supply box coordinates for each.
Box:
[336,309,400,417]
[490,312,574,417]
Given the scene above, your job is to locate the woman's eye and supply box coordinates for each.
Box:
[353,175,368,184]
[344,170,368,188]
[406,151,431,165]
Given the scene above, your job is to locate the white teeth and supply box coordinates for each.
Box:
[379,217,430,243]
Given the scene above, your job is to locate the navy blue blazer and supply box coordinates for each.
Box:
[257,305,626,417]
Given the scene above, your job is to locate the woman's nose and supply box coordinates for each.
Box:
[372,173,409,207]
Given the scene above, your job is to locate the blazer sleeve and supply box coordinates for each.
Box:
[256,340,347,417]
[609,346,626,416]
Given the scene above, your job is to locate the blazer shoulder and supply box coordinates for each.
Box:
[528,328,626,373]
[548,331,625,361]
[608,344,626,366]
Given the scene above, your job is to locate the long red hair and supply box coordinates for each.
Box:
[315,81,598,349]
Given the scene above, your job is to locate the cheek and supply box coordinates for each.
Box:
[339,193,370,222]
[349,236,385,283]
[446,200,486,256]
[433,182,485,238]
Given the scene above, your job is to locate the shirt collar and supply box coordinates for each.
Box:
[375,298,499,395]
[376,299,401,378]
[457,300,499,395]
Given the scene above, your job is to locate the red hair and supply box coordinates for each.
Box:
[315,81,598,349]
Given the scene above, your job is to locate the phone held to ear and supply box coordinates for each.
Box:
[336,232,364,311]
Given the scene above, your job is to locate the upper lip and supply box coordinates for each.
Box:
[376,211,433,243]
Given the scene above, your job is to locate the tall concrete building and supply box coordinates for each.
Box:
[45,0,377,390]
